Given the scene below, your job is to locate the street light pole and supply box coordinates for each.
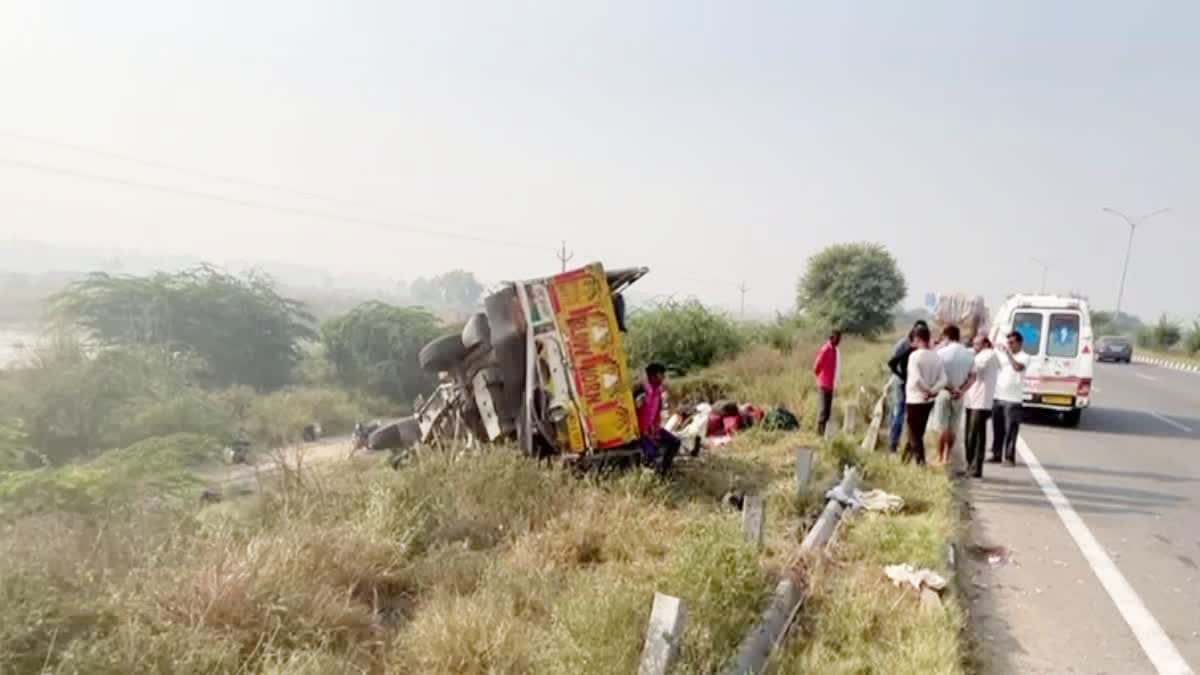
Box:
[1101,207,1170,318]
[1031,257,1050,294]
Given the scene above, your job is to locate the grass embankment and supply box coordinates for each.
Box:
[771,450,967,674]
[0,339,967,674]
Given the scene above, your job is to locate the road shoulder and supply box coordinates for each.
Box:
[963,460,1153,675]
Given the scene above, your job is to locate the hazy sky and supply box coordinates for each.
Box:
[2,1,1197,318]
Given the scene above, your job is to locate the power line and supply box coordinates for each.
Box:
[0,131,472,227]
[0,133,757,295]
[0,156,553,252]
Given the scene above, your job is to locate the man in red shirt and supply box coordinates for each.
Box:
[813,330,842,436]
[636,362,681,473]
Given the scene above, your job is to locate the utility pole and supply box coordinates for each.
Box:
[738,282,749,319]
[555,240,574,272]
[1031,257,1049,294]
[1101,207,1170,318]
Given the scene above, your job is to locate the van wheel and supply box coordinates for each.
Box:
[1063,409,1082,428]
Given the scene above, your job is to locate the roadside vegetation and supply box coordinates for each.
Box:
[0,245,970,673]
[1093,309,1200,364]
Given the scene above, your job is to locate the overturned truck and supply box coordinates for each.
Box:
[370,263,650,468]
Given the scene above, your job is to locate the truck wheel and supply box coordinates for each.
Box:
[462,312,492,351]
[369,416,422,451]
[419,334,468,373]
[1063,409,1082,428]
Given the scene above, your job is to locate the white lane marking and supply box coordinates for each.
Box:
[1149,412,1194,433]
[1017,437,1196,675]
[1136,372,1159,382]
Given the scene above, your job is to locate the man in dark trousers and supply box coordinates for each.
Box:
[963,335,1000,478]
[813,330,842,436]
[991,331,1030,466]
[887,320,928,452]
[903,324,946,465]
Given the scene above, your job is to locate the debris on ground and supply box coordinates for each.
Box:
[823,486,904,513]
[721,491,745,511]
[667,401,799,454]
[967,543,1012,567]
[885,563,948,592]
[857,489,904,513]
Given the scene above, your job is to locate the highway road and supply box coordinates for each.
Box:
[967,361,1200,675]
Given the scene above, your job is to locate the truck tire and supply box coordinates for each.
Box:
[1063,409,1082,428]
[462,312,492,351]
[419,334,468,373]
[369,416,422,451]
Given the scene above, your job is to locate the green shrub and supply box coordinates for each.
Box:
[626,300,744,373]
[0,433,213,520]
[739,314,819,353]
[320,301,442,403]
[1138,315,1182,350]
[1186,323,1200,355]
[243,387,364,447]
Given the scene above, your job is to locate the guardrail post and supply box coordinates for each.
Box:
[741,495,765,549]
[638,592,687,675]
[794,448,813,493]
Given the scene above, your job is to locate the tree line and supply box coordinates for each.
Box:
[0,266,483,467]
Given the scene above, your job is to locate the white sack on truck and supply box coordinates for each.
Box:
[933,293,988,342]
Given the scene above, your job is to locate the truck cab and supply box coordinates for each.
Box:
[373,263,650,467]
[990,294,1093,427]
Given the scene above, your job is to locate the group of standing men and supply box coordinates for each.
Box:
[885,321,1030,476]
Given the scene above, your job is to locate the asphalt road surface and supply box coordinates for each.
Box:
[967,362,1199,675]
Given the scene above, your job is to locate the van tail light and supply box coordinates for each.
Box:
[1077,379,1092,397]
[1082,342,1091,355]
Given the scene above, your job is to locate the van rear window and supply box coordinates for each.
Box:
[1013,312,1043,356]
[1047,313,1081,357]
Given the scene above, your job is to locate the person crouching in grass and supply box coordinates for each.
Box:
[636,362,681,474]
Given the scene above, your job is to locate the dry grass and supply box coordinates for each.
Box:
[0,337,967,675]
[769,444,968,675]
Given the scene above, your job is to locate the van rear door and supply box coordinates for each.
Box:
[1029,310,1090,404]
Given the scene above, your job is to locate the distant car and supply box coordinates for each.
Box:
[1095,336,1133,363]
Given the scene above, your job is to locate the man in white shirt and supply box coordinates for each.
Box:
[932,325,976,465]
[904,324,947,466]
[963,336,1001,478]
[991,331,1030,466]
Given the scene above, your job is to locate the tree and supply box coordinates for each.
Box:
[1186,321,1200,355]
[11,337,224,461]
[320,302,444,402]
[1090,310,1142,337]
[796,243,907,337]
[409,270,484,312]
[1138,314,1182,350]
[626,300,744,373]
[51,266,316,390]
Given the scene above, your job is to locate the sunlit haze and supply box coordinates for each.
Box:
[3,1,1197,318]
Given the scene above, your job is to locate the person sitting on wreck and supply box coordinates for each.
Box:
[636,362,682,473]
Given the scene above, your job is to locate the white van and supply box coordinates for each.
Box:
[989,294,1093,427]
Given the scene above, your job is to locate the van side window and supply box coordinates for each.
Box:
[1047,313,1081,358]
[1013,312,1043,356]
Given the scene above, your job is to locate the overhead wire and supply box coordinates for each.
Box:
[0,132,754,298]
[0,155,552,252]
[0,131,487,228]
